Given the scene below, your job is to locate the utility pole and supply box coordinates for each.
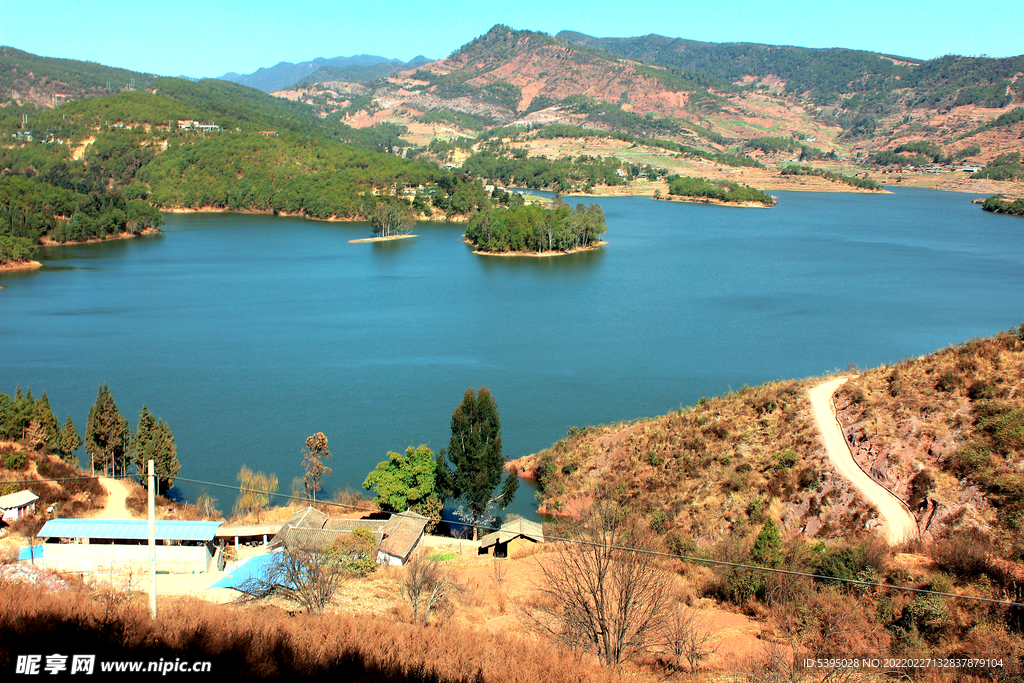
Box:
[148,459,157,619]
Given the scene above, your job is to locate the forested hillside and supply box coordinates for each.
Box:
[0,73,504,264]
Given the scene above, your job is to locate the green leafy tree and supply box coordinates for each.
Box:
[58,415,82,464]
[85,383,130,477]
[363,444,443,527]
[131,405,180,494]
[438,387,519,540]
[366,197,415,237]
[302,432,332,502]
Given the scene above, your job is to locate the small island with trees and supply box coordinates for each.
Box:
[658,175,777,207]
[463,201,608,256]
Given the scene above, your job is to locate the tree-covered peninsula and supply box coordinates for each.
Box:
[463,202,607,254]
[664,175,777,206]
[981,194,1024,216]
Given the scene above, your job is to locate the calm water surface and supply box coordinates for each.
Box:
[2,188,1022,518]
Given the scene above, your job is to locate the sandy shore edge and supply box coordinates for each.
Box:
[467,240,607,257]
[349,235,418,243]
[0,260,43,273]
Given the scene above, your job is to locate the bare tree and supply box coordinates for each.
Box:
[525,500,675,666]
[301,432,332,503]
[740,590,873,683]
[663,604,719,673]
[401,556,461,623]
[239,546,345,615]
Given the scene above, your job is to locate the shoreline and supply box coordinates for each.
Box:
[655,195,776,208]
[37,227,161,247]
[0,260,43,273]
[349,234,418,243]
[466,240,607,257]
[162,206,471,224]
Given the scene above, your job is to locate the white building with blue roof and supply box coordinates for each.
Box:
[37,518,226,574]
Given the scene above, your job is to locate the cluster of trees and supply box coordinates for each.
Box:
[417,109,496,131]
[0,47,157,103]
[531,124,762,169]
[84,384,179,493]
[464,202,607,253]
[559,95,725,145]
[362,386,519,538]
[462,149,627,191]
[960,107,1024,140]
[981,194,1024,216]
[666,175,776,205]
[973,152,1023,182]
[780,164,883,190]
[0,387,80,464]
[560,31,1024,127]
[747,135,830,161]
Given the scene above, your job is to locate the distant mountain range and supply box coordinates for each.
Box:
[2,27,1022,167]
[216,55,433,93]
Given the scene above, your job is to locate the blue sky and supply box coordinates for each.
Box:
[2,0,1021,79]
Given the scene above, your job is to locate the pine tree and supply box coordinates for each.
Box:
[438,387,519,540]
[85,384,130,477]
[58,415,82,464]
[131,405,179,494]
[35,392,60,452]
[152,418,179,494]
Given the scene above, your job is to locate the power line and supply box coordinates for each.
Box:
[12,472,1024,609]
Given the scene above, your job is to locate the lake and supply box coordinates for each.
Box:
[2,188,1022,520]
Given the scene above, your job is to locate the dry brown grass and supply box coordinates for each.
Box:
[527,378,863,546]
[0,578,614,682]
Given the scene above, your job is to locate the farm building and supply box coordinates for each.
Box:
[36,518,225,574]
[377,511,429,566]
[0,490,38,522]
[479,518,544,558]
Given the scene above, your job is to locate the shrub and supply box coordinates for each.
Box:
[2,448,27,470]
[932,527,992,580]
[773,449,798,469]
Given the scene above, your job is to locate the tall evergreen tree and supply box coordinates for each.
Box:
[85,383,130,477]
[438,387,519,540]
[58,414,82,464]
[131,405,179,494]
[35,392,61,452]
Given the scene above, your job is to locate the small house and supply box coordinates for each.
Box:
[479,518,544,559]
[0,490,39,522]
[377,511,428,566]
[268,506,386,554]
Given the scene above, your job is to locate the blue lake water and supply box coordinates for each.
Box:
[1,188,1022,519]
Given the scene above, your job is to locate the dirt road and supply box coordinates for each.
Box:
[808,377,917,545]
[89,477,135,519]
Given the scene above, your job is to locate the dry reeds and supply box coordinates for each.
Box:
[0,580,612,682]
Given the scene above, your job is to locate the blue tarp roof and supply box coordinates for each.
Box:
[209,553,280,591]
[38,518,224,542]
[18,545,43,561]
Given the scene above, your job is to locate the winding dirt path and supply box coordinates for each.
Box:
[808,377,917,545]
[88,477,135,519]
